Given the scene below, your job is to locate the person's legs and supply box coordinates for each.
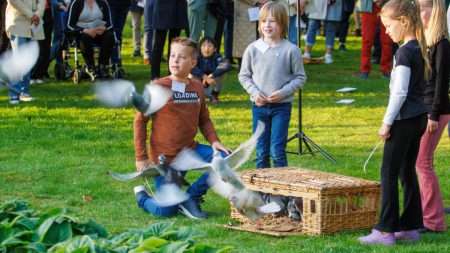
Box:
[415,114,450,231]
[188,3,206,42]
[379,19,393,75]
[288,15,298,45]
[186,144,215,200]
[78,34,96,69]
[360,9,378,74]
[151,29,168,79]
[143,0,154,62]
[32,7,53,80]
[324,21,337,63]
[223,1,234,61]
[338,10,352,48]
[305,19,320,56]
[97,30,115,66]
[253,104,271,168]
[135,189,179,217]
[110,4,130,65]
[50,6,64,63]
[131,10,142,54]
[8,36,32,101]
[204,10,218,39]
[398,116,427,232]
[269,103,292,168]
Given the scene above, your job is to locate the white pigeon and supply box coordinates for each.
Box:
[170,122,281,220]
[95,80,172,115]
[0,41,39,87]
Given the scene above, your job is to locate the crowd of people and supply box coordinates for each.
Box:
[1,0,450,247]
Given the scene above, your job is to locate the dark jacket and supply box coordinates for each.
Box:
[130,0,144,12]
[425,38,450,120]
[106,0,131,7]
[67,0,114,34]
[192,52,231,79]
[152,0,188,30]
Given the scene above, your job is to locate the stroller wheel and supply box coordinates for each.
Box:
[73,69,82,84]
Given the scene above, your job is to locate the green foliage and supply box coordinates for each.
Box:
[0,200,231,253]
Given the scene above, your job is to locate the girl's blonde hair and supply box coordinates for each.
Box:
[258,1,289,39]
[421,0,449,47]
[381,0,431,79]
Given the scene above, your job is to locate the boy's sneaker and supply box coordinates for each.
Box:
[179,198,207,220]
[324,54,333,64]
[133,50,141,57]
[358,229,395,246]
[394,230,420,242]
[134,185,147,195]
[19,93,34,102]
[9,97,19,105]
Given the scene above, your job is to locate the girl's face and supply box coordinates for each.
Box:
[200,41,216,58]
[381,11,406,43]
[260,13,282,40]
[419,0,432,29]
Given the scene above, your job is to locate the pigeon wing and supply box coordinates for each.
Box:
[170,148,211,171]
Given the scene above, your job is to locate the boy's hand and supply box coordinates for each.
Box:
[254,93,268,107]
[136,159,151,172]
[212,141,232,155]
[378,124,391,140]
[267,90,283,103]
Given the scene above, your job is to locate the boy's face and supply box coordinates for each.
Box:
[200,41,216,58]
[169,43,197,78]
[260,13,282,40]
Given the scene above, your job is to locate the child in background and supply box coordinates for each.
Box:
[134,37,230,219]
[191,37,231,104]
[415,0,450,233]
[358,0,429,245]
[239,1,306,169]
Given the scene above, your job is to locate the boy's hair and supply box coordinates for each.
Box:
[170,37,199,59]
[199,36,217,50]
[258,1,289,38]
[381,0,431,78]
[421,0,449,47]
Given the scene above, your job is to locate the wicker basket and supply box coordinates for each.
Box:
[229,167,380,235]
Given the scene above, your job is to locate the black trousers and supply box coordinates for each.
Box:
[375,114,427,232]
[151,29,181,80]
[32,7,53,79]
[78,30,115,67]
[338,10,353,44]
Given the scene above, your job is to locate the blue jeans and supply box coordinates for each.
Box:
[8,36,32,99]
[252,103,292,168]
[50,6,67,64]
[288,15,298,45]
[143,0,155,60]
[305,19,338,49]
[109,4,130,65]
[136,143,215,217]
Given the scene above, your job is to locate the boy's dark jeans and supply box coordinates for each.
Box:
[375,114,427,232]
[252,103,292,169]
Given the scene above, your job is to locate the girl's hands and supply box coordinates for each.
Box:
[426,119,438,133]
[378,124,391,140]
[267,90,283,103]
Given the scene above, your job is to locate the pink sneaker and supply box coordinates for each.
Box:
[358,229,395,246]
[394,230,420,242]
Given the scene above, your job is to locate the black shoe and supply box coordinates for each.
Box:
[338,44,347,51]
[178,198,207,219]
[133,50,141,57]
[97,64,111,79]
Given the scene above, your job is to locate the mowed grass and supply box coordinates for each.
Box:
[1,28,449,252]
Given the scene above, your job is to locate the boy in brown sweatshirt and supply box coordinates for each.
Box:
[133,37,230,219]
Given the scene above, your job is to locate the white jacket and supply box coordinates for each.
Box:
[5,0,45,40]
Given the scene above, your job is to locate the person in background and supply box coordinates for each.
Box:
[337,0,356,51]
[50,0,71,76]
[150,0,188,80]
[191,37,231,104]
[0,0,10,54]
[31,0,53,84]
[303,0,343,64]
[356,0,392,79]
[358,0,429,245]
[353,3,362,36]
[239,1,306,169]
[214,0,234,63]
[5,0,45,104]
[188,0,217,42]
[106,0,130,78]
[130,0,144,57]
[67,0,116,80]
[415,0,450,233]
[143,0,154,65]
[285,0,298,45]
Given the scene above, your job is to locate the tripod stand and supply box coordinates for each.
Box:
[286,1,336,163]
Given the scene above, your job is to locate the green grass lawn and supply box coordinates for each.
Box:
[1,31,449,252]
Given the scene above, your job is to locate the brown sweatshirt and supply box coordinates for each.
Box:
[134,76,220,163]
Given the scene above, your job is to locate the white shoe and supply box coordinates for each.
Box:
[133,185,146,195]
[324,54,333,64]
[303,52,311,60]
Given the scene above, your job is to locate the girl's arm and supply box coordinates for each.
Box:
[382,66,410,126]
[238,47,261,98]
[430,40,450,121]
[277,48,307,98]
